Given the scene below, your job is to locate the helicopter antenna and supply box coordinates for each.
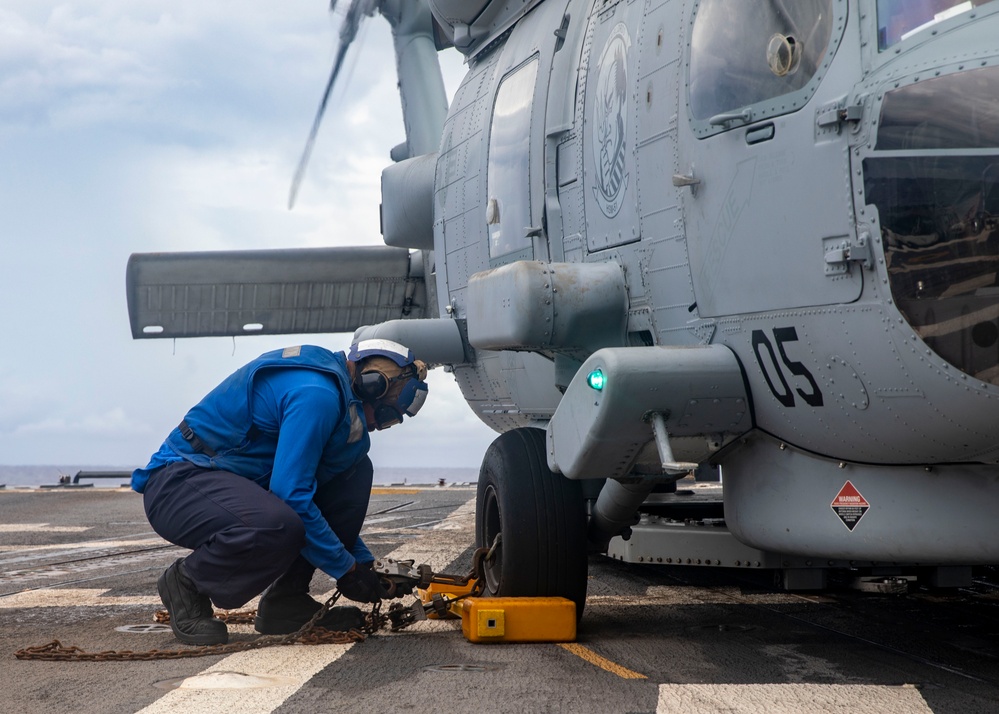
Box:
[288,0,377,210]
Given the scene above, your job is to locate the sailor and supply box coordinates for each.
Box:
[131,340,429,645]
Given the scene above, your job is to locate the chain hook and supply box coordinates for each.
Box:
[485,532,502,562]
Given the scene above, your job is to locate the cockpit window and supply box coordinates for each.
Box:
[487,58,539,261]
[876,68,999,150]
[877,0,996,51]
[688,0,839,131]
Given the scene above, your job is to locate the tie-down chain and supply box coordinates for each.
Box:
[14,544,496,662]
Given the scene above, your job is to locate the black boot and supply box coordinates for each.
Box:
[157,558,228,645]
[254,557,363,634]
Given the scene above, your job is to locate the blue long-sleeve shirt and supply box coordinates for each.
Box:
[132,346,372,578]
[251,368,373,575]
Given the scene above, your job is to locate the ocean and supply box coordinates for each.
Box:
[0,465,479,489]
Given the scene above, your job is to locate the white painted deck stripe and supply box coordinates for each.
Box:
[0,588,162,608]
[139,645,356,713]
[136,494,477,714]
[0,537,163,554]
[656,683,933,713]
[0,523,90,533]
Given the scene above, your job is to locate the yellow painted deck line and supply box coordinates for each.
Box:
[369,487,474,495]
[558,642,647,679]
[656,683,932,713]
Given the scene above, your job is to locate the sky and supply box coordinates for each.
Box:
[0,1,498,470]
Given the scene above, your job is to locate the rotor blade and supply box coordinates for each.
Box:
[287,42,351,209]
[288,0,375,210]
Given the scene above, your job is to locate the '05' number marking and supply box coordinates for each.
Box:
[751,327,823,408]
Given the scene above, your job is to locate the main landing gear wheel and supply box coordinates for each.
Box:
[475,428,588,618]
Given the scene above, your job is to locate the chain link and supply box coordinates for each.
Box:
[154,609,255,625]
[15,558,489,662]
[14,591,384,662]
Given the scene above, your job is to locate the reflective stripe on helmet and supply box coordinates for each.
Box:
[347,339,414,367]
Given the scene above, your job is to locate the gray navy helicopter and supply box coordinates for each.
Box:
[127,0,999,614]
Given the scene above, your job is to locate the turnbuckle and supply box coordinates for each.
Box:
[370,550,498,630]
[370,558,432,596]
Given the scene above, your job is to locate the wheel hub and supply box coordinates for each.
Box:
[481,483,503,594]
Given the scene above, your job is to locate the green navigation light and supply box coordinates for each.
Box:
[586,369,606,391]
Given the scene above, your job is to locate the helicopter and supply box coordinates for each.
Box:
[126,0,999,615]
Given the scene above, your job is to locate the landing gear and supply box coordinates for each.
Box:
[475,428,588,618]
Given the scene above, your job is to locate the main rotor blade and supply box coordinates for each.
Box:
[287,42,352,209]
[288,0,376,210]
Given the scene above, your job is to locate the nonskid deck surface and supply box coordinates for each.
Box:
[2,486,998,714]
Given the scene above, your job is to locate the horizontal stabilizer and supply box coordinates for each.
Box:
[127,246,427,339]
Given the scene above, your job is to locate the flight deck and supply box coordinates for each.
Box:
[2,484,998,714]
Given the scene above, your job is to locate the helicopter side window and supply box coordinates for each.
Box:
[487,57,539,261]
[876,0,996,51]
[688,0,835,124]
[864,66,999,384]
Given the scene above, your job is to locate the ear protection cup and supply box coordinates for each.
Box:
[348,339,429,425]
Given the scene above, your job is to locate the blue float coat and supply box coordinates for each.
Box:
[132,345,372,578]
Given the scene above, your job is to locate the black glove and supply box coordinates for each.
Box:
[336,562,390,604]
[391,580,415,598]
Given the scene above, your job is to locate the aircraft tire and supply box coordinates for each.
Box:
[475,427,588,619]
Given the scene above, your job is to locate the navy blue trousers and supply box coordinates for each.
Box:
[143,457,373,609]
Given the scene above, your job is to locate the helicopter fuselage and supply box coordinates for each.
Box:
[124,0,999,575]
[431,0,999,562]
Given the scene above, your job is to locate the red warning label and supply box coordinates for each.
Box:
[831,480,870,531]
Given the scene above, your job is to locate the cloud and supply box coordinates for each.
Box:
[13,407,152,437]
[0,5,184,131]
[0,1,489,468]
[0,373,62,434]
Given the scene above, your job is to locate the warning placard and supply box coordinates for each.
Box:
[831,480,869,531]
